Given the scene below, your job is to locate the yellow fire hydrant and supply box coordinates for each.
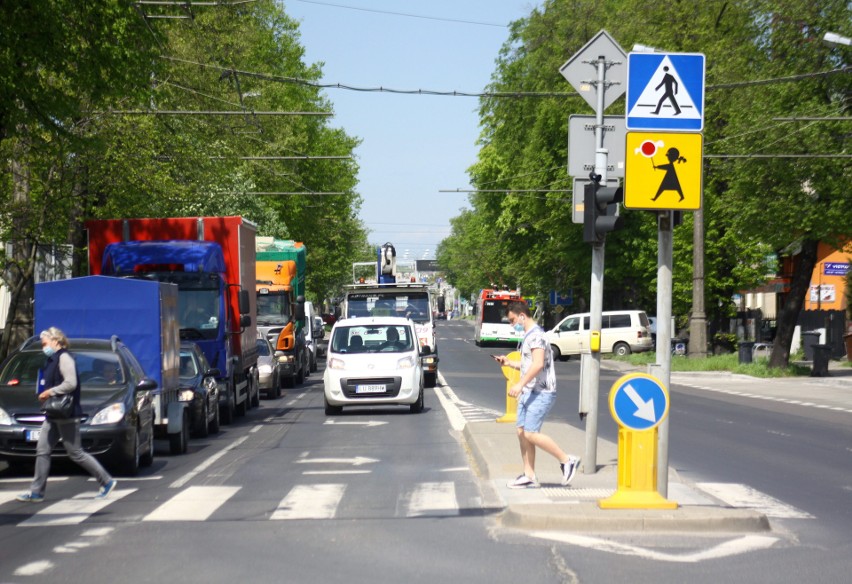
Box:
[496,351,521,423]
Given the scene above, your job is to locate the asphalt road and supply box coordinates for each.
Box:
[2,318,851,583]
[438,318,852,582]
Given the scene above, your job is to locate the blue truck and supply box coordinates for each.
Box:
[34,276,191,455]
[85,216,259,425]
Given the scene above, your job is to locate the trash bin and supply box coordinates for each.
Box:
[738,341,755,364]
[811,344,831,377]
[801,331,821,361]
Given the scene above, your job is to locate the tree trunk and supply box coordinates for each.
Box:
[769,239,819,369]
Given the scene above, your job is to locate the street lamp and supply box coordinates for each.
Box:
[824,32,851,46]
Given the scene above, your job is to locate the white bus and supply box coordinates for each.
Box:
[474,288,523,346]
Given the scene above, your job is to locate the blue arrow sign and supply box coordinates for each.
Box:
[609,373,670,431]
[626,52,705,132]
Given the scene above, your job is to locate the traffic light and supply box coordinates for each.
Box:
[583,174,624,243]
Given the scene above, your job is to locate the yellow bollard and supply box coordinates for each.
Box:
[598,373,677,509]
[496,351,520,423]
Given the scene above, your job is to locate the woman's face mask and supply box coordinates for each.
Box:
[42,346,56,357]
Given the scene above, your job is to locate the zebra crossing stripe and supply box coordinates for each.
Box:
[697,483,813,519]
[143,486,240,522]
[18,488,137,527]
[271,484,346,520]
[406,481,458,517]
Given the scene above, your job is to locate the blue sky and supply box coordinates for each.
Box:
[283,0,540,261]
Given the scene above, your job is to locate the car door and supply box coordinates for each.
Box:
[552,315,583,355]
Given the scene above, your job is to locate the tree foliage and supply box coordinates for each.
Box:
[0,0,368,356]
[438,0,850,363]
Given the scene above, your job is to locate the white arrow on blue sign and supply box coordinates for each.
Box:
[626,52,705,132]
[609,373,670,431]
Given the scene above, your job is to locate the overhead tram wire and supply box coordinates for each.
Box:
[161,57,850,99]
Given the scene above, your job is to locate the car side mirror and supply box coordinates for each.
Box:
[136,378,158,392]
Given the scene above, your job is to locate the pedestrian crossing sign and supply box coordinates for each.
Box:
[624,132,703,211]
[626,53,705,132]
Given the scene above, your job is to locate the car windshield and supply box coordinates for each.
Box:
[346,292,430,323]
[179,351,199,379]
[331,325,414,354]
[256,339,271,356]
[0,350,126,389]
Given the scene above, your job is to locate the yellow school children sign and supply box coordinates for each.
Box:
[624,132,703,211]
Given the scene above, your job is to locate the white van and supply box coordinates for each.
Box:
[546,310,653,358]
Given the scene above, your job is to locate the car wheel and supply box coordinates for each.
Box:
[410,387,424,414]
[551,344,562,361]
[208,396,221,434]
[614,342,631,357]
[119,427,140,477]
[324,396,342,416]
[310,356,318,373]
[169,410,189,455]
[296,366,305,385]
[140,421,154,467]
[251,374,260,408]
[274,375,282,399]
[196,401,210,438]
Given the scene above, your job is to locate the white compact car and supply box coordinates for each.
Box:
[323,317,425,415]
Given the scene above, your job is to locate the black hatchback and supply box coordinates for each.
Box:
[0,336,157,476]
[178,341,221,437]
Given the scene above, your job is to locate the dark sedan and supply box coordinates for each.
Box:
[0,337,156,476]
[179,342,220,438]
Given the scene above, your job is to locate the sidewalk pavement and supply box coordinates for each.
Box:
[462,358,852,534]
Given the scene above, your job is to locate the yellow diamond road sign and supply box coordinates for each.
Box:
[624,132,703,210]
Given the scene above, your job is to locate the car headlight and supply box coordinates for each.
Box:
[0,407,12,425]
[277,354,294,364]
[328,357,347,370]
[397,356,415,369]
[258,364,273,375]
[179,389,196,402]
[90,403,126,425]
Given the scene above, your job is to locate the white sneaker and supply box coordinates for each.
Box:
[560,456,580,486]
[507,474,539,489]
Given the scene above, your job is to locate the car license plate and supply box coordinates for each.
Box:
[355,384,386,393]
[26,429,41,442]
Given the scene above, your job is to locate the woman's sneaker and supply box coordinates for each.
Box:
[15,491,44,503]
[506,474,539,489]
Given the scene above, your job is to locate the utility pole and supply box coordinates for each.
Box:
[689,208,707,357]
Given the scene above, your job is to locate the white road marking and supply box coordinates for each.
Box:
[295,456,378,466]
[302,470,371,475]
[13,560,55,576]
[531,533,779,563]
[18,488,136,527]
[170,435,249,488]
[250,425,263,433]
[323,419,388,427]
[143,486,240,522]
[697,483,813,519]
[81,526,114,537]
[675,379,852,415]
[271,484,346,520]
[440,466,469,473]
[406,481,458,517]
[0,477,68,484]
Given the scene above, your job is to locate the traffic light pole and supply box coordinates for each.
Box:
[581,55,610,474]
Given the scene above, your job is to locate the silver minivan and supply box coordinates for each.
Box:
[546,310,653,358]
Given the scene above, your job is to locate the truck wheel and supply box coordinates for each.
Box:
[169,410,189,455]
[296,367,305,385]
[236,388,248,416]
[220,392,235,425]
[424,371,437,388]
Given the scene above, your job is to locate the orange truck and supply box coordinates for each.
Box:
[255,238,307,388]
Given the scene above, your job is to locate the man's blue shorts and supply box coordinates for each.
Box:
[516,391,555,433]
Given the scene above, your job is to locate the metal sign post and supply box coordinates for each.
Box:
[560,31,626,475]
